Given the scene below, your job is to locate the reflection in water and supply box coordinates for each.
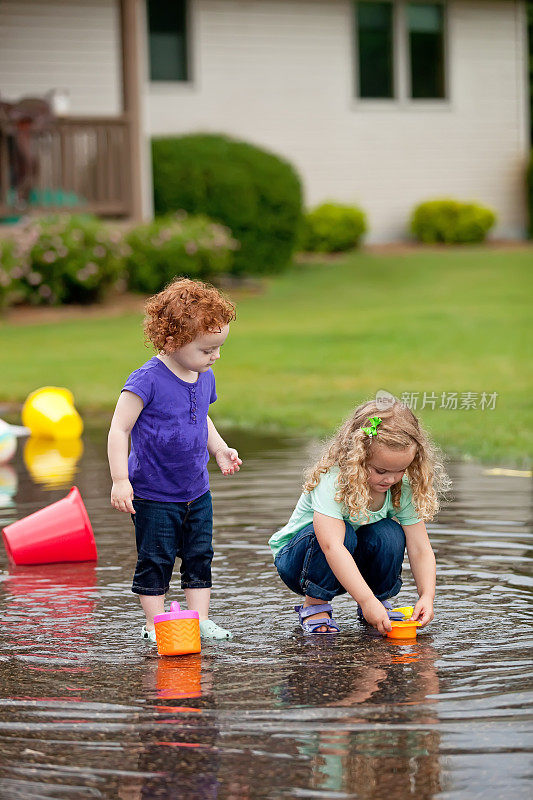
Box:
[153,654,204,700]
[2,562,98,651]
[23,436,83,489]
[0,465,17,509]
[0,424,531,799]
[274,636,441,798]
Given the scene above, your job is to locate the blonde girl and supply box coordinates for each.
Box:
[269,399,449,635]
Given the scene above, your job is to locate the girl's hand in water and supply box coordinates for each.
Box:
[359,596,392,635]
[215,446,242,476]
[111,479,135,513]
[411,595,434,627]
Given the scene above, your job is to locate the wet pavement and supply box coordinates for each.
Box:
[0,425,531,799]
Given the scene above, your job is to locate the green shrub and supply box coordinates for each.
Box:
[527,151,533,238]
[0,214,125,306]
[300,202,367,252]
[151,134,303,275]
[0,237,25,308]
[125,213,238,293]
[410,199,496,244]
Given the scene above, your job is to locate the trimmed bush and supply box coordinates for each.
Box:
[0,214,125,306]
[410,199,496,244]
[125,213,238,294]
[300,202,367,252]
[151,134,303,274]
[0,238,23,308]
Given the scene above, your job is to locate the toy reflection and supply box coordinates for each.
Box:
[2,561,97,651]
[0,464,17,510]
[117,654,220,800]
[24,436,83,489]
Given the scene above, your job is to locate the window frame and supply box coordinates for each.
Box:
[352,0,449,107]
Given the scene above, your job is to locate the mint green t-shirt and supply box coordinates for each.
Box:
[268,468,421,559]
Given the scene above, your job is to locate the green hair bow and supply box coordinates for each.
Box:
[362,416,382,437]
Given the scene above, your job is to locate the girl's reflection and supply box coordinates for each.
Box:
[275,635,441,799]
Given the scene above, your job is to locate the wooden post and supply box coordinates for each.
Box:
[120,0,144,221]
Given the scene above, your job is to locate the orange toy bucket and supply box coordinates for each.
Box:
[154,602,201,656]
[386,619,422,640]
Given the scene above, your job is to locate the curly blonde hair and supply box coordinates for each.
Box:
[304,399,450,522]
[143,277,236,352]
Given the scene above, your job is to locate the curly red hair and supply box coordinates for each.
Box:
[143,277,236,352]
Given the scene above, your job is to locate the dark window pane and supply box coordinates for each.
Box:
[356,1,394,98]
[148,0,188,81]
[408,3,445,98]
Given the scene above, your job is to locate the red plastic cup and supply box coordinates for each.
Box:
[2,486,97,565]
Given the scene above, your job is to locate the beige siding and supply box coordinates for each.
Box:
[0,0,122,116]
[146,0,529,241]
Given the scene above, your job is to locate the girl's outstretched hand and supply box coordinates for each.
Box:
[359,596,392,635]
[411,595,434,627]
[215,446,242,476]
[111,479,135,514]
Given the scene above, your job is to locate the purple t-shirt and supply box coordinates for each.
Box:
[122,357,217,502]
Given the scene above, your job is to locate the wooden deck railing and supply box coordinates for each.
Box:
[0,115,132,218]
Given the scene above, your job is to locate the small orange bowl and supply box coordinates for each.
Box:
[386,620,422,639]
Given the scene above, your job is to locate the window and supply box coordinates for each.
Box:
[407,3,445,98]
[356,1,394,99]
[354,1,447,101]
[147,0,189,81]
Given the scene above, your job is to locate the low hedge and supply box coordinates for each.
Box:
[0,211,240,309]
[0,214,125,307]
[152,133,303,274]
[125,213,238,293]
[410,199,496,244]
[300,202,367,252]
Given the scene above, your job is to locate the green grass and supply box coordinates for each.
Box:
[1,248,531,463]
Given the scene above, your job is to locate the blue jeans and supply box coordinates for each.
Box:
[131,491,213,596]
[274,517,405,603]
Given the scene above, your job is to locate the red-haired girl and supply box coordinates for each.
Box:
[108,277,241,642]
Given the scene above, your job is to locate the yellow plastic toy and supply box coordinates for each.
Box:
[22,387,83,440]
[392,606,415,619]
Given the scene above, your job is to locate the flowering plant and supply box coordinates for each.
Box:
[125,212,238,294]
[0,214,126,306]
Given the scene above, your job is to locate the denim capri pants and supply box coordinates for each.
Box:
[274,517,406,603]
[131,490,213,596]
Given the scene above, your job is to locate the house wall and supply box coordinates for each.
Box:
[0,0,122,116]
[145,0,530,241]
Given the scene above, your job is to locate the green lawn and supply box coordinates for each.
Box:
[1,248,531,463]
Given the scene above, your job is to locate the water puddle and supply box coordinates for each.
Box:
[0,425,531,798]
